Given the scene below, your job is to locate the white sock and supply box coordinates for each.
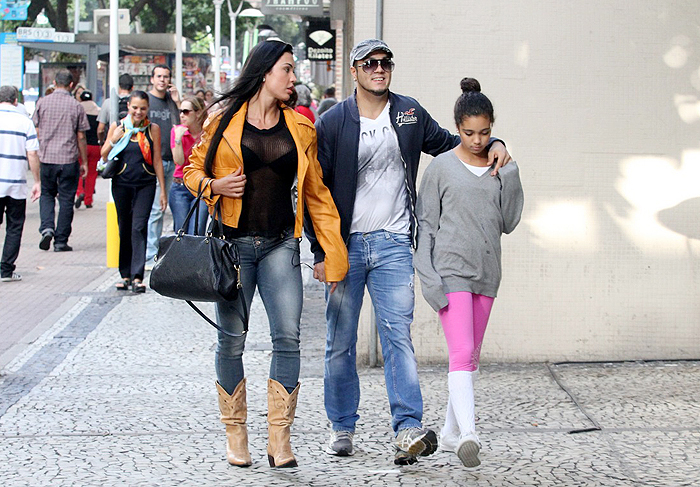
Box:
[441,395,459,439]
[448,370,476,438]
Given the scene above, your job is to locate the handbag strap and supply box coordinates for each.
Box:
[179,178,211,236]
[185,286,249,337]
[178,178,246,336]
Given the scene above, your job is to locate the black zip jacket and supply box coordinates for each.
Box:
[304,90,497,264]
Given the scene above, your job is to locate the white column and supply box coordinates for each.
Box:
[74,0,80,34]
[109,0,119,117]
[213,0,224,93]
[176,0,183,95]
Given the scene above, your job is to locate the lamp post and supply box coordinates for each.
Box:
[175,0,182,96]
[227,3,264,80]
[227,0,243,81]
[213,0,224,93]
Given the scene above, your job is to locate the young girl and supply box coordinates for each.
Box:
[414,78,523,468]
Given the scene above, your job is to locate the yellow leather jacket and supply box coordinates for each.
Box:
[183,102,348,282]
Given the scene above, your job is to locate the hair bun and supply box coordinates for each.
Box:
[460,78,481,94]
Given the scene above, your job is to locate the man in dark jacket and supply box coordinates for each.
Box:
[305,39,510,464]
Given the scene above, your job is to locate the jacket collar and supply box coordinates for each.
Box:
[349,89,396,123]
[221,101,308,157]
[221,101,247,163]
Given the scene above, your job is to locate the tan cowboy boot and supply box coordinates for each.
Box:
[216,380,252,467]
[266,378,300,468]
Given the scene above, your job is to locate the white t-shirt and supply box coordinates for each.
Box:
[461,160,490,176]
[0,105,39,199]
[351,102,410,235]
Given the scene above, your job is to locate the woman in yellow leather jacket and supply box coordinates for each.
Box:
[183,40,348,469]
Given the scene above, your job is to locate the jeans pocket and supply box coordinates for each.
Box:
[386,232,411,247]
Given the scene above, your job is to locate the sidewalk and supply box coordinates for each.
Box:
[2,182,700,486]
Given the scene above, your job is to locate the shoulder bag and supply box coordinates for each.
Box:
[149,179,248,336]
[101,122,125,179]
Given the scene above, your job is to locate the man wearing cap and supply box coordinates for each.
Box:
[305,39,511,464]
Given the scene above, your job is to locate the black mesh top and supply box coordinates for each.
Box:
[224,110,297,238]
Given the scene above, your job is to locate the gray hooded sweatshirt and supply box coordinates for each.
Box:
[414,150,524,311]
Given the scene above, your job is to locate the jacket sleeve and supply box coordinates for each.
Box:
[414,163,449,312]
[499,161,524,235]
[420,105,460,156]
[183,113,221,206]
[302,128,348,281]
[419,103,506,157]
[304,116,334,264]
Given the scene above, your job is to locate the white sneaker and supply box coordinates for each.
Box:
[455,432,481,468]
[1,272,22,282]
[440,429,459,452]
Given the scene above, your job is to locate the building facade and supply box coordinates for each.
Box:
[338,0,700,363]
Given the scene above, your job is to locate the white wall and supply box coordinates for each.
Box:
[350,0,700,363]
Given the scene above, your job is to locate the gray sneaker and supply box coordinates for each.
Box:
[326,430,354,456]
[394,427,431,456]
[418,429,438,456]
[394,449,418,465]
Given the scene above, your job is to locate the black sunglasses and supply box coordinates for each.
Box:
[179,109,194,115]
[356,58,395,74]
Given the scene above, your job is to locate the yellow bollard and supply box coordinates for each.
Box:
[106,200,120,268]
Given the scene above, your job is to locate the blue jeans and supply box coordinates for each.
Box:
[324,230,423,434]
[146,159,174,261]
[215,229,302,394]
[169,181,208,235]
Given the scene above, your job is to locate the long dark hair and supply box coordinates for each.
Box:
[203,40,295,177]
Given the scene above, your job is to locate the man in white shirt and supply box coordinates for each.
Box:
[0,86,41,282]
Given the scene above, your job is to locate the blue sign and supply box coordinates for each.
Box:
[0,0,30,21]
[0,33,18,44]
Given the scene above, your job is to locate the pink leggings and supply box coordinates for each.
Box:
[439,292,495,372]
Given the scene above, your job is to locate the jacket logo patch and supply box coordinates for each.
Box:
[396,108,417,127]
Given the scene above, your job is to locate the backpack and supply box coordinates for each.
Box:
[117,96,129,122]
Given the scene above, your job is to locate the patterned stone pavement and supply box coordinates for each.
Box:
[1,245,700,485]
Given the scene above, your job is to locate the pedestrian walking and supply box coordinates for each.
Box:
[183,39,348,468]
[305,39,511,465]
[97,73,134,143]
[32,70,89,252]
[145,64,180,269]
[75,90,100,209]
[293,84,315,122]
[169,96,208,234]
[316,86,337,116]
[0,86,40,282]
[414,78,523,468]
[101,91,167,293]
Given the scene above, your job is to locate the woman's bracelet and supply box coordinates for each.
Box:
[109,140,115,147]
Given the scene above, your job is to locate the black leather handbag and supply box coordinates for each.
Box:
[100,154,124,179]
[149,180,248,336]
